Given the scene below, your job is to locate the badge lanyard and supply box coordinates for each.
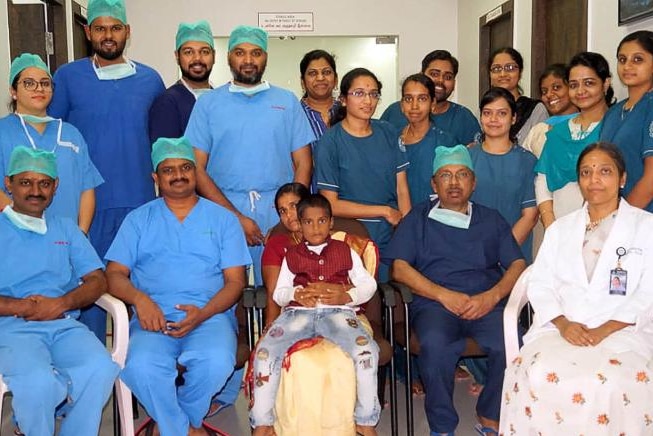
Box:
[609,247,627,295]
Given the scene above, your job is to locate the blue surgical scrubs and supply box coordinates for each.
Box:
[601,91,653,211]
[403,124,457,205]
[381,100,481,145]
[383,200,523,433]
[0,213,119,436]
[316,120,408,280]
[0,114,103,223]
[469,144,537,262]
[49,57,165,340]
[184,84,315,285]
[301,99,340,192]
[105,197,251,436]
[149,81,197,142]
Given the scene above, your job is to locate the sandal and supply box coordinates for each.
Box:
[135,417,157,436]
[468,382,484,397]
[205,400,230,418]
[474,423,499,436]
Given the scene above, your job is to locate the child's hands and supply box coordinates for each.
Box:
[307,282,353,306]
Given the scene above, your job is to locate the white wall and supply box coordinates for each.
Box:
[123,0,458,94]
[456,0,653,113]
[0,1,11,117]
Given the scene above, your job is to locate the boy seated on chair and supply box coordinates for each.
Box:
[249,194,380,436]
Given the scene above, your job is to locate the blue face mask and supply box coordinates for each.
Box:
[3,206,47,234]
[229,80,270,96]
[92,56,137,81]
[428,202,472,229]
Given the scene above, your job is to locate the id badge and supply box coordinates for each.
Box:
[609,268,627,295]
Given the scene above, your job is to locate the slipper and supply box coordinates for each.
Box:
[135,417,156,436]
[205,400,230,418]
[474,423,499,436]
[202,421,231,436]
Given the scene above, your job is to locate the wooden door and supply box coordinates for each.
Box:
[531,0,588,97]
[479,0,514,100]
[7,0,68,73]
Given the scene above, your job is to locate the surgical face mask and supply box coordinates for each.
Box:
[3,206,47,234]
[180,78,212,100]
[229,80,270,96]
[16,115,79,154]
[428,202,472,229]
[18,114,56,124]
[92,56,137,81]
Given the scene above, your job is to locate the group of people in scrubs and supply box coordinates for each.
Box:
[2,0,653,432]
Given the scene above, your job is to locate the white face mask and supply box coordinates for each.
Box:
[3,206,47,234]
[16,114,79,154]
[428,202,472,229]
[92,56,137,81]
[228,80,270,96]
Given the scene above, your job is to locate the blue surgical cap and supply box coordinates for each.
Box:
[228,25,268,52]
[87,0,127,25]
[176,20,214,50]
[432,145,474,174]
[8,146,58,179]
[151,137,196,171]
[9,53,50,86]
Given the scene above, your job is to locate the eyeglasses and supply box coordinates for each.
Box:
[348,89,381,100]
[179,47,214,57]
[19,78,53,91]
[305,68,334,79]
[490,63,520,74]
[434,169,473,182]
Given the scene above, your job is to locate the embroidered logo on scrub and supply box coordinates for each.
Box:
[268,326,284,338]
[346,318,359,328]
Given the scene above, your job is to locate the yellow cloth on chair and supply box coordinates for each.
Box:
[274,338,357,436]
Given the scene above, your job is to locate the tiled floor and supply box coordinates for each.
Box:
[2,377,484,435]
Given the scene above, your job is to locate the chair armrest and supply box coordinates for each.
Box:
[95,293,129,368]
[390,281,414,305]
[378,283,397,308]
[254,286,268,309]
[242,286,256,309]
[503,265,532,364]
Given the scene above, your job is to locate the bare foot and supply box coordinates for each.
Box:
[468,382,484,396]
[355,425,377,436]
[188,426,208,436]
[455,366,471,381]
[411,380,425,396]
[252,425,276,436]
[477,415,499,435]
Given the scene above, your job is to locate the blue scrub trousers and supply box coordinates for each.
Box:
[0,317,119,436]
[226,189,278,286]
[411,300,506,433]
[81,207,133,343]
[121,314,237,436]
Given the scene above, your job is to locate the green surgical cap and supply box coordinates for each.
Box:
[176,20,214,50]
[228,25,268,52]
[8,146,58,179]
[87,0,127,25]
[9,53,50,86]
[432,144,474,174]
[151,137,196,171]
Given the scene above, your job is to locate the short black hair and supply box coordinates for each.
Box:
[297,193,332,219]
[421,50,459,76]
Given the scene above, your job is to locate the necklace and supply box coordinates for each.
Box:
[585,210,617,232]
[402,124,428,144]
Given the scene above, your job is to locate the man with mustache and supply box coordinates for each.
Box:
[185,25,314,288]
[106,137,251,436]
[383,145,526,436]
[0,146,119,436]
[149,20,216,142]
[381,50,481,145]
[49,0,165,342]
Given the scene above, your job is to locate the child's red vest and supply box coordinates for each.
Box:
[285,238,352,286]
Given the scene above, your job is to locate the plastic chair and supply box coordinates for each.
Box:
[502,266,533,364]
[0,293,132,436]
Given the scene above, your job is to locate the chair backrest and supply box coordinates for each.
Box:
[503,265,533,364]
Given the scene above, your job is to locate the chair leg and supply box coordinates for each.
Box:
[403,302,414,436]
[115,380,135,436]
[113,386,121,436]
[386,304,398,436]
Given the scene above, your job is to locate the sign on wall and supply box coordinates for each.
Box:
[258,13,314,33]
